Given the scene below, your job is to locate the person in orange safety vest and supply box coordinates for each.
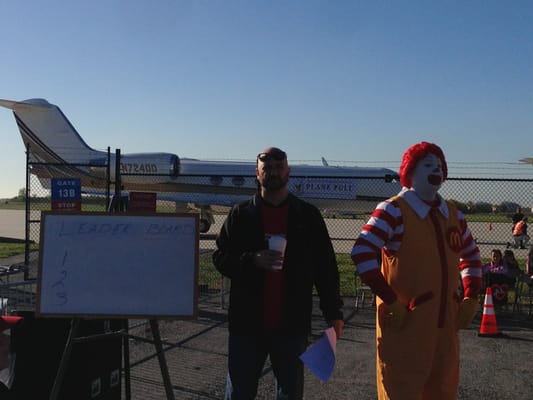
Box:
[512,217,529,249]
[351,142,482,400]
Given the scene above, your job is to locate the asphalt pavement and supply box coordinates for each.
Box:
[122,293,533,400]
[2,209,533,399]
[1,258,533,399]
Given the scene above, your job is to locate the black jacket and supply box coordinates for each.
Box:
[213,193,343,335]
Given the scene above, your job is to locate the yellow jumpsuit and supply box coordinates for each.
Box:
[376,197,462,400]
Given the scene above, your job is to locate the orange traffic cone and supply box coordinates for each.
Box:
[478,287,504,337]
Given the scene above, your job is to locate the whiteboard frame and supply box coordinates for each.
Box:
[37,212,199,319]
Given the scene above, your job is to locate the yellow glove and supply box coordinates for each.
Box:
[385,301,407,330]
[456,297,478,330]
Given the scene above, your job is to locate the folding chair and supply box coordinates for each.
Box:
[354,272,374,311]
[512,274,533,316]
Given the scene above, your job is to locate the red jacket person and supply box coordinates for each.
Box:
[351,142,482,399]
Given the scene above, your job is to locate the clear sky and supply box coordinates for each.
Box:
[1,1,532,199]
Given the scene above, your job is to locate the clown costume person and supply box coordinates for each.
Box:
[351,142,482,400]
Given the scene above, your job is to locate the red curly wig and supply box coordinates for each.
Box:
[399,142,447,188]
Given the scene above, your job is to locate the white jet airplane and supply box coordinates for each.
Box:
[0,98,401,231]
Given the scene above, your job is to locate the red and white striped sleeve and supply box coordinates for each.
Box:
[350,199,403,304]
[457,209,483,298]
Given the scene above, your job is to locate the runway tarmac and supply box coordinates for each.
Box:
[1,209,529,261]
[0,209,25,240]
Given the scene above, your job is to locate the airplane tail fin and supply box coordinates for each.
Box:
[0,98,99,164]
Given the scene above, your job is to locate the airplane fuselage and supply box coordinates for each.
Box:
[0,98,402,224]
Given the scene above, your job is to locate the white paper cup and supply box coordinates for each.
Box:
[268,235,286,270]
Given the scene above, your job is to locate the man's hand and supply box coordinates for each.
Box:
[456,297,479,330]
[253,249,284,271]
[385,301,407,330]
[331,319,344,339]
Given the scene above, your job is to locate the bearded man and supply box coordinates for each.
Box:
[214,147,344,400]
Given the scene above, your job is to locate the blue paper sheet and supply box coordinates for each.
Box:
[299,327,336,382]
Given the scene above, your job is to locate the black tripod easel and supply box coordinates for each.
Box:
[48,318,175,400]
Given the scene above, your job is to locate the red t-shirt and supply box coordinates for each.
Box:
[261,201,289,329]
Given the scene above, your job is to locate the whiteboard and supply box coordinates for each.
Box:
[37,212,198,318]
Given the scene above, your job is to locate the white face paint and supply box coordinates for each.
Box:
[410,153,443,200]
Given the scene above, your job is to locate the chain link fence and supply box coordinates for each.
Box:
[15,160,532,302]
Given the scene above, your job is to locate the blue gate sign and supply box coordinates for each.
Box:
[51,178,81,211]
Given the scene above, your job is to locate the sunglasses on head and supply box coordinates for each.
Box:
[257,151,287,162]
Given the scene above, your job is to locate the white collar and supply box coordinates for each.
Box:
[398,187,449,219]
